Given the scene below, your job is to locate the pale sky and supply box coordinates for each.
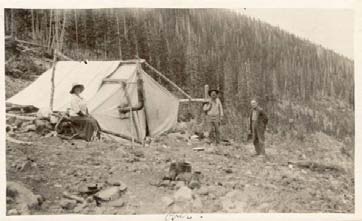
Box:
[238,9,354,59]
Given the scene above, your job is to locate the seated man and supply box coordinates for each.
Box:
[68,83,100,141]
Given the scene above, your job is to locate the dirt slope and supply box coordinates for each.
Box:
[6,128,354,214]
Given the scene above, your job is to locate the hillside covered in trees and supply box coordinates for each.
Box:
[4,8,354,141]
[4,8,355,215]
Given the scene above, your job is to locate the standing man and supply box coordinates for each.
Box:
[203,89,224,145]
[249,99,268,156]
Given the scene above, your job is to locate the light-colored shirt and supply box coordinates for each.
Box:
[207,98,224,117]
[69,94,88,117]
[252,109,258,121]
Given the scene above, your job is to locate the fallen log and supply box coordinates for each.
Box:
[6,113,36,121]
[289,161,345,173]
[14,38,45,48]
[62,191,85,203]
[6,105,39,113]
[6,135,32,145]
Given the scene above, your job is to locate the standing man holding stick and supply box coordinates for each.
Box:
[248,99,268,156]
[203,89,224,145]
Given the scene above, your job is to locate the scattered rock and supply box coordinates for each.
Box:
[7,196,15,204]
[174,181,186,189]
[162,196,174,207]
[190,135,199,140]
[209,193,217,200]
[78,183,100,195]
[174,186,193,202]
[176,172,192,184]
[49,161,56,167]
[106,178,127,191]
[24,124,36,132]
[159,180,171,187]
[8,208,20,215]
[224,168,233,174]
[35,194,45,205]
[54,184,62,188]
[197,186,209,196]
[193,147,205,151]
[73,203,87,213]
[95,186,121,201]
[19,160,32,172]
[192,196,203,210]
[220,190,247,212]
[168,132,189,142]
[126,157,140,163]
[188,172,202,189]
[118,182,128,191]
[88,183,100,191]
[86,196,96,204]
[60,199,77,210]
[7,181,41,212]
[131,149,145,158]
[108,198,126,208]
[34,119,52,134]
[256,202,271,212]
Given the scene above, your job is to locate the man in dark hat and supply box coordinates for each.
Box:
[248,99,268,156]
[203,89,224,144]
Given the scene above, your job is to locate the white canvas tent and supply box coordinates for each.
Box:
[7,60,180,141]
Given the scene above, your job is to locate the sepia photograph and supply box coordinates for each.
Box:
[2,2,357,218]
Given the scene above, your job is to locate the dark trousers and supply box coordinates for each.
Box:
[207,115,220,144]
[252,124,265,155]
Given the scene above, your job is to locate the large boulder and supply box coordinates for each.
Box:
[174,186,193,202]
[95,186,122,202]
[60,199,77,210]
[220,190,248,212]
[7,181,42,214]
[107,198,126,208]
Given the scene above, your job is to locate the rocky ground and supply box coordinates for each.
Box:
[5,38,355,215]
[6,126,354,215]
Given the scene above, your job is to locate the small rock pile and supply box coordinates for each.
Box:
[58,179,128,214]
[156,160,202,190]
[155,161,205,212]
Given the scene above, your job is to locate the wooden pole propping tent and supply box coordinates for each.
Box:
[143,61,209,103]
[144,61,193,100]
[101,129,142,144]
[50,49,57,111]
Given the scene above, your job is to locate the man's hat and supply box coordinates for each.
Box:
[208,89,219,96]
[69,83,85,94]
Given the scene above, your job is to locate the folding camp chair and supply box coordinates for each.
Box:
[54,110,79,140]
